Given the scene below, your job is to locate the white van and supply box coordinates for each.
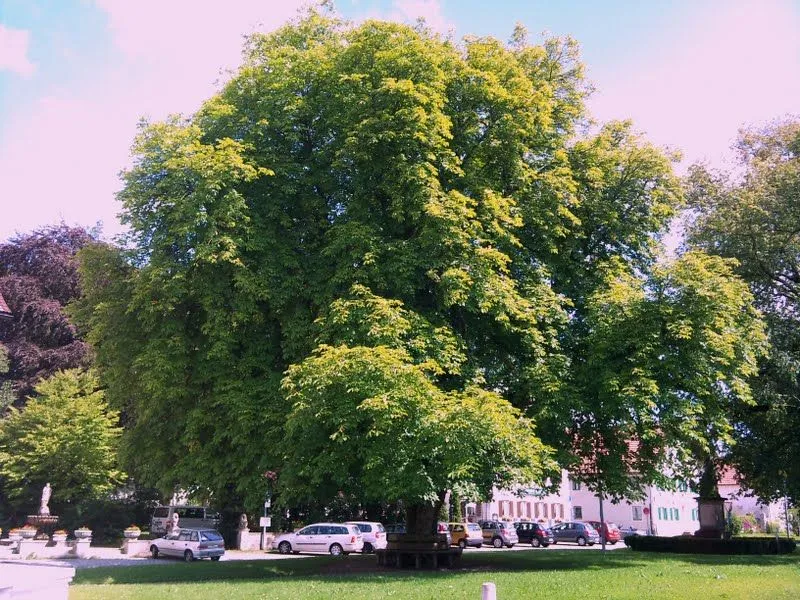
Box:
[151,506,221,535]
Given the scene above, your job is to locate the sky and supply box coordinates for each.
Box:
[0,0,798,242]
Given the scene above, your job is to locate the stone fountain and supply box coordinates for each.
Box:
[26,483,59,534]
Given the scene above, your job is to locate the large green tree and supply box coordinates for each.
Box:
[0,369,124,517]
[75,8,736,525]
[687,119,800,502]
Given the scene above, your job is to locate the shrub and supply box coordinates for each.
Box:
[765,520,780,535]
[727,514,743,536]
[625,535,796,554]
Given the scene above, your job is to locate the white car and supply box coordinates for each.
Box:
[149,528,225,561]
[346,521,387,553]
[273,523,364,556]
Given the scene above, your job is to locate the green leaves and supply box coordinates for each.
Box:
[280,344,555,507]
[0,369,124,512]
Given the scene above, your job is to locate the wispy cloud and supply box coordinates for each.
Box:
[0,24,35,77]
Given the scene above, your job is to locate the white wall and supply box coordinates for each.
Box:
[473,471,572,526]
[568,477,699,536]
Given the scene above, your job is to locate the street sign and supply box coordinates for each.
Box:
[259,517,271,527]
[264,498,271,509]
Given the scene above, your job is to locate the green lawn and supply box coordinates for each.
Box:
[70,549,800,600]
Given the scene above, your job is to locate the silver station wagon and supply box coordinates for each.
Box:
[149,528,225,561]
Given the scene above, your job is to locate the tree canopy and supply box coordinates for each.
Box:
[0,369,124,516]
[687,119,800,502]
[74,8,762,522]
[0,225,95,405]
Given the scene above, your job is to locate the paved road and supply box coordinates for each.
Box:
[8,540,626,569]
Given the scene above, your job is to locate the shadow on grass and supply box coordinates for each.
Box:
[73,549,800,587]
[625,548,800,567]
[72,550,640,586]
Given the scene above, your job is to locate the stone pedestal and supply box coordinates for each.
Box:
[17,539,48,558]
[237,529,272,551]
[71,538,92,557]
[122,539,151,556]
[695,496,726,538]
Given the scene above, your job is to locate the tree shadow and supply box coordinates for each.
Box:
[73,550,650,586]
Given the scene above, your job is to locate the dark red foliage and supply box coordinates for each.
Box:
[0,225,95,402]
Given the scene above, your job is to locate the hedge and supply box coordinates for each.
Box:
[624,535,796,555]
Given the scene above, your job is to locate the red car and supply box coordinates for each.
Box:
[586,521,622,544]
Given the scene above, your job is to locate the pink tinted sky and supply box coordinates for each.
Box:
[0,0,798,242]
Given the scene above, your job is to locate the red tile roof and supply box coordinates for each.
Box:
[718,466,739,487]
[0,291,11,319]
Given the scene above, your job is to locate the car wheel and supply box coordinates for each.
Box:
[363,542,373,554]
[531,538,541,548]
[507,544,515,548]
[492,537,503,548]
[577,536,587,546]
[278,541,292,554]
[542,543,550,548]
[610,541,617,545]
[184,550,194,562]
[211,556,221,561]
[150,545,159,559]
[329,543,343,556]
[458,539,467,549]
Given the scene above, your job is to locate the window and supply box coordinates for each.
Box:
[676,481,689,493]
[178,531,192,541]
[571,480,582,491]
[200,531,223,541]
[691,509,698,521]
[657,507,665,520]
[573,506,583,520]
[298,526,318,536]
[632,506,643,521]
[671,508,680,521]
[356,524,372,533]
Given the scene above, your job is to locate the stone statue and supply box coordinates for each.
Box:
[238,513,249,531]
[39,483,51,515]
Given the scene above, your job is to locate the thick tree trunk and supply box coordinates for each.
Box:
[405,492,446,537]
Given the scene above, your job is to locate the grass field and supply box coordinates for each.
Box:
[70,549,800,600]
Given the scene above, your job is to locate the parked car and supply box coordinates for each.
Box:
[448,522,484,548]
[478,520,518,548]
[384,523,406,535]
[151,505,221,536]
[550,522,600,546]
[272,523,363,556]
[437,522,453,547]
[586,521,622,544]
[149,528,225,562]
[346,521,387,553]
[618,525,647,538]
[514,521,554,547]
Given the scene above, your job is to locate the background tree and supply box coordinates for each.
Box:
[0,225,95,406]
[687,118,800,502]
[0,369,124,520]
[566,252,767,501]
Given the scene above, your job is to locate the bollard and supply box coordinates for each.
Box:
[481,582,497,600]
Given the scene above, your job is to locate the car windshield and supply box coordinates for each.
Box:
[376,523,385,532]
[467,524,480,531]
[607,523,619,530]
[350,525,361,535]
[200,531,223,541]
[497,523,507,529]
